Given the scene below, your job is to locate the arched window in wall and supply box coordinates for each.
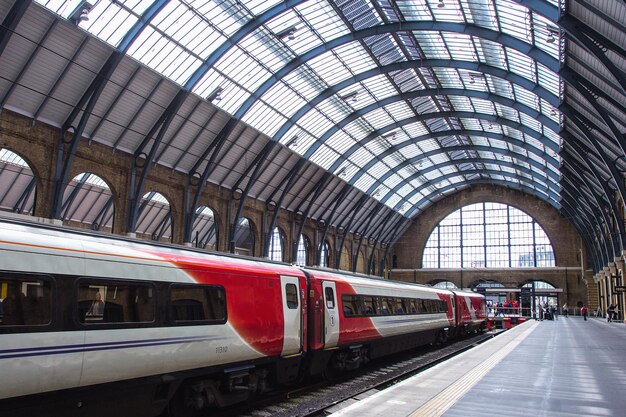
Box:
[296,234,309,266]
[269,227,284,262]
[136,192,171,241]
[233,217,254,256]
[191,206,217,250]
[319,241,330,267]
[0,149,35,215]
[423,202,555,268]
[433,281,458,289]
[62,173,114,232]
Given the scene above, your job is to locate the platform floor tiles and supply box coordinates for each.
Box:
[330,316,626,417]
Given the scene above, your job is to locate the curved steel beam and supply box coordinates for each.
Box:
[398,169,559,211]
[514,0,626,93]
[369,142,559,204]
[562,164,618,258]
[272,59,560,144]
[382,157,559,203]
[232,21,560,122]
[300,90,560,160]
[405,178,560,219]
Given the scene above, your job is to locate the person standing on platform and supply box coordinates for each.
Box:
[563,303,568,317]
[581,305,588,321]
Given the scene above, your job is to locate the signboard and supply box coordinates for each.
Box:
[614,285,626,293]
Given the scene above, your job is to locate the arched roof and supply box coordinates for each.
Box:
[0,0,624,272]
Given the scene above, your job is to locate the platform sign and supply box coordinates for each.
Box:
[520,287,531,298]
[614,285,626,293]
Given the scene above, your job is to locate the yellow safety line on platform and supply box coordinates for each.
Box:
[409,321,539,417]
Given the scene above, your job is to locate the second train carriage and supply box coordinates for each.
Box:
[0,217,486,417]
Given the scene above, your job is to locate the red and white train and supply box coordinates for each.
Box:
[0,217,486,417]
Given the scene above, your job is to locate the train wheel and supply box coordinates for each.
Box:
[167,383,203,417]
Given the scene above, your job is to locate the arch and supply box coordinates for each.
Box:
[432,281,459,289]
[0,148,37,216]
[295,234,310,266]
[135,191,171,242]
[319,241,331,268]
[422,202,556,269]
[191,205,218,250]
[61,172,115,233]
[268,226,286,262]
[233,216,255,256]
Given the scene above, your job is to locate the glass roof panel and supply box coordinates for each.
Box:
[36,0,566,217]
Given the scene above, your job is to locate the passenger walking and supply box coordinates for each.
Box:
[551,305,558,320]
[563,303,568,317]
[608,304,615,322]
[581,305,588,321]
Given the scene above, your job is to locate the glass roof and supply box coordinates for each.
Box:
[37,0,565,218]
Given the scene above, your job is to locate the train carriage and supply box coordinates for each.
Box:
[0,217,486,417]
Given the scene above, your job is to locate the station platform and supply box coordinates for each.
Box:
[330,316,626,417]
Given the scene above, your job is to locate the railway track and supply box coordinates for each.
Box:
[211,330,500,417]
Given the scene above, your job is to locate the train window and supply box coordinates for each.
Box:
[380,298,394,315]
[170,285,226,323]
[285,284,298,309]
[395,298,406,314]
[409,299,418,314]
[324,287,335,309]
[440,300,448,313]
[341,295,359,317]
[362,296,376,315]
[77,280,155,324]
[0,274,52,327]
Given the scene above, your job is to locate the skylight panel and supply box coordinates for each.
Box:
[351,147,376,168]
[403,122,430,138]
[388,194,404,211]
[430,0,464,22]
[460,0,497,29]
[310,144,340,170]
[362,108,396,130]
[215,47,271,91]
[240,30,295,73]
[244,0,283,15]
[283,128,316,155]
[336,43,379,75]
[317,98,352,124]
[429,153,450,165]
[444,33,478,61]
[496,0,530,44]
[82,2,137,47]
[519,113,542,133]
[531,12,561,60]
[283,66,328,102]
[308,51,354,86]
[383,174,403,190]
[459,118,483,131]
[395,0,432,20]
[368,161,391,179]
[413,31,451,60]
[505,48,536,83]
[327,130,358,155]
[355,174,378,193]
[298,108,335,137]
[513,85,539,111]
[449,96,474,112]
[304,0,351,43]
[358,75,398,101]
[194,72,250,114]
[537,63,561,97]
[261,81,307,118]
[433,67,463,88]
[243,102,287,136]
[471,136,490,146]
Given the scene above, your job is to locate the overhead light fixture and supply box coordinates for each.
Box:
[206,86,223,102]
[545,26,559,44]
[437,0,445,8]
[276,25,298,41]
[69,1,93,25]
[286,135,299,148]
[340,91,359,103]
[337,167,347,177]
[546,33,555,44]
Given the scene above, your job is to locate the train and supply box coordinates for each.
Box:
[0,216,486,417]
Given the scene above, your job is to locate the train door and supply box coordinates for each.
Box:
[280,275,302,356]
[322,281,340,348]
